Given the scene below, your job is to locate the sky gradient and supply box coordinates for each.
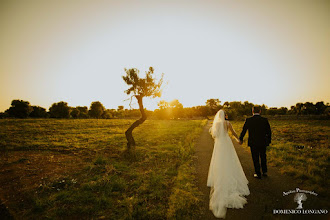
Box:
[1,0,329,111]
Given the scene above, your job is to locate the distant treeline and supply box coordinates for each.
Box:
[0,99,329,120]
[154,99,330,120]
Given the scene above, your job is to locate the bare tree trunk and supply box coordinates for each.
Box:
[125,95,147,152]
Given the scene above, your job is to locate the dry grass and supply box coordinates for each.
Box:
[230,119,330,199]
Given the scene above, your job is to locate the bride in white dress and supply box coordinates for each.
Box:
[207,110,250,218]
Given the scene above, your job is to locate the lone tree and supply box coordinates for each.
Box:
[122,67,164,152]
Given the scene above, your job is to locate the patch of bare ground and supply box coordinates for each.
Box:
[0,150,86,218]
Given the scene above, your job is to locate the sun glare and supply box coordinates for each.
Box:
[0,0,329,111]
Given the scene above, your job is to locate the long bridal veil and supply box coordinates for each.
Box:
[207,110,250,218]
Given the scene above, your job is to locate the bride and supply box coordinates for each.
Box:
[207,110,250,218]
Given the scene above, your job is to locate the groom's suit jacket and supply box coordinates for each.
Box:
[239,115,271,147]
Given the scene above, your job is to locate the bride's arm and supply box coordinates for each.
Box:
[228,122,239,140]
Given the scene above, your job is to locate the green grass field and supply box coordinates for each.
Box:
[0,119,207,219]
[230,119,330,199]
[1,118,329,219]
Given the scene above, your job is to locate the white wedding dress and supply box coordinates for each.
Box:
[207,110,250,218]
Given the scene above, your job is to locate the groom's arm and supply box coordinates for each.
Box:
[239,119,248,142]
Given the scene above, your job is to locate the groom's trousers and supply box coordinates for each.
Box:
[250,145,267,175]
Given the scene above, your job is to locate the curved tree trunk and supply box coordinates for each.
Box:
[125,95,147,152]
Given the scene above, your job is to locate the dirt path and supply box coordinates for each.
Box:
[194,121,328,220]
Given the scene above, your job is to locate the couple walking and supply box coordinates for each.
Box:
[207,105,271,218]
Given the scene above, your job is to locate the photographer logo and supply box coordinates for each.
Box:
[294,192,307,209]
[273,188,328,215]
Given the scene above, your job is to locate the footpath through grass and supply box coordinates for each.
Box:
[230,119,329,200]
[0,119,207,219]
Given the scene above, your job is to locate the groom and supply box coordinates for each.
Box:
[239,105,271,179]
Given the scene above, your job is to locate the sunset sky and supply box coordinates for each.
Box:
[1,0,329,111]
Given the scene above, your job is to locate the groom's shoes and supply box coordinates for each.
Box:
[262,172,268,177]
[253,174,261,179]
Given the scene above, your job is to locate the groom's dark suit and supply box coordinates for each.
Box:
[239,114,271,176]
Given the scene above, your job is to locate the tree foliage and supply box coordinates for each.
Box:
[1,98,328,120]
[102,109,113,119]
[30,106,48,118]
[77,106,89,118]
[70,108,80,119]
[49,101,71,118]
[153,100,329,120]
[6,100,33,118]
[89,101,105,119]
[122,67,163,99]
[154,99,183,119]
[206,99,221,115]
